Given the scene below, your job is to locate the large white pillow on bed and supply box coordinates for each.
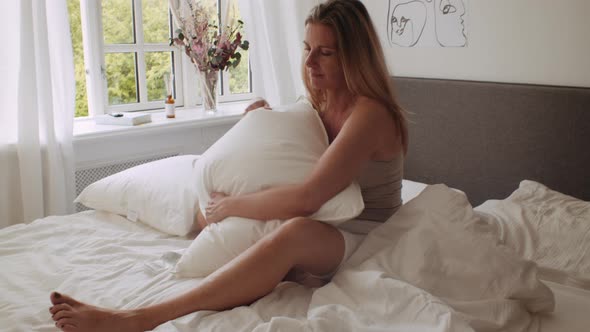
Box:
[75,155,201,236]
[474,180,590,287]
[175,101,364,278]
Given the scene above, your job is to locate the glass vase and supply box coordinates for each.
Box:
[199,70,219,113]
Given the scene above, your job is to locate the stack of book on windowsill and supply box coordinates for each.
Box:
[94,112,152,126]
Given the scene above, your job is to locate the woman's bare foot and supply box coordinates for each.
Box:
[49,292,145,332]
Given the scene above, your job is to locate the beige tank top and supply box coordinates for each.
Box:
[355,154,404,222]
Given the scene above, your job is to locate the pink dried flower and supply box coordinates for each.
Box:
[169,0,249,72]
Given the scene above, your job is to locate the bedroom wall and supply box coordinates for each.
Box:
[363,0,590,88]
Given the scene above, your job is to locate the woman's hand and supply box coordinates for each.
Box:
[205,192,232,224]
[244,97,271,114]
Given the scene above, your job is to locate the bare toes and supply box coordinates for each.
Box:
[53,308,74,321]
[49,292,63,304]
[56,318,76,331]
[50,303,72,316]
[50,292,65,305]
[50,292,81,307]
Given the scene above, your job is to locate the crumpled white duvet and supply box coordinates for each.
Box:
[474,180,590,289]
[0,185,554,332]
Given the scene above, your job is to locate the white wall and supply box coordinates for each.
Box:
[364,0,590,88]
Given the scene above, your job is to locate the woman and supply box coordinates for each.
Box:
[49,0,408,330]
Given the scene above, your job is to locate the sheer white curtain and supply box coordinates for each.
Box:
[0,0,76,228]
[238,0,320,106]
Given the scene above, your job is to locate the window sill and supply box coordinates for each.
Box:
[73,101,248,143]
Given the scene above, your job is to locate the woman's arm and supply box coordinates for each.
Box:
[206,184,312,222]
[205,99,397,223]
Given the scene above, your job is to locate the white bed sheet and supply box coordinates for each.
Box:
[0,211,201,332]
[1,180,588,332]
[540,281,590,332]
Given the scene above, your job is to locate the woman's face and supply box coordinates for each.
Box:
[303,23,346,91]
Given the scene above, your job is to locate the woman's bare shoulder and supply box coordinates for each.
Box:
[350,96,401,158]
[350,96,391,124]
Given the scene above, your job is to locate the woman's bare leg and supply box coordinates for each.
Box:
[49,217,345,332]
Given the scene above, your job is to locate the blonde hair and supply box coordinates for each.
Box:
[303,0,408,153]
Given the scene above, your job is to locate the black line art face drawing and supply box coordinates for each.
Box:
[387,0,427,47]
[434,0,466,46]
[385,0,467,48]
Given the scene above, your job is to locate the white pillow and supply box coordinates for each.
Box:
[175,101,364,277]
[75,155,201,236]
[474,180,590,287]
[401,179,428,204]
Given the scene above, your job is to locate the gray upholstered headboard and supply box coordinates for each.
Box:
[393,76,590,206]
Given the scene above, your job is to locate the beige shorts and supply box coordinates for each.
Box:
[289,229,365,287]
[320,229,365,278]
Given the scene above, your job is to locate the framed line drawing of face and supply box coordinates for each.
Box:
[387,0,427,47]
[434,0,467,46]
[384,0,467,47]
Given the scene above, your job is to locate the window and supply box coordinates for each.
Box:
[68,0,252,117]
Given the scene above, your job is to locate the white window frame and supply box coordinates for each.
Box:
[218,0,253,102]
[78,0,253,117]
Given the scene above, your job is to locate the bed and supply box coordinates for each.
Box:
[1,77,589,332]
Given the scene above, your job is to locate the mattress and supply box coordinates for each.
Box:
[1,180,588,332]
